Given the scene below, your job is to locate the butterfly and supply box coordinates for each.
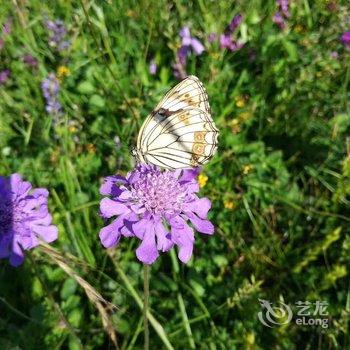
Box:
[132,75,219,169]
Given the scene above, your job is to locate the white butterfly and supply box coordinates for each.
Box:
[132,75,219,169]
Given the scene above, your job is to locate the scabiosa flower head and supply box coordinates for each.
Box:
[41,73,62,118]
[99,165,214,264]
[45,18,70,52]
[0,174,58,266]
[0,69,10,85]
[341,31,350,49]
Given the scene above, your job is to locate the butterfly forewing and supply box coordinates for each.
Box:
[154,75,211,114]
[136,76,219,169]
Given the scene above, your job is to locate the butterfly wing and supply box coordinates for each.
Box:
[154,75,211,114]
[136,76,219,169]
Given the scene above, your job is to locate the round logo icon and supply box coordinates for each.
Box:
[258,299,293,327]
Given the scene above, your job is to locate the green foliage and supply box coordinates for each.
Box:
[0,0,350,349]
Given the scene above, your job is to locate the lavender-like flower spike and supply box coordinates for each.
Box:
[99,164,214,264]
[45,18,70,52]
[41,73,62,118]
[0,174,58,266]
[273,0,290,30]
[219,14,244,52]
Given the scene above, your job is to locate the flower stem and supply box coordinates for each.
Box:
[143,264,150,350]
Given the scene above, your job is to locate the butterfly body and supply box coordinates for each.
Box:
[135,76,219,169]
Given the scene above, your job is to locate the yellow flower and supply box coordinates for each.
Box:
[57,66,70,80]
[243,164,253,174]
[235,95,248,108]
[294,24,304,33]
[198,174,208,188]
[86,143,96,154]
[224,199,235,210]
[237,111,252,122]
[68,125,77,133]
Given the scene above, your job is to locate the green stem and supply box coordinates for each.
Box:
[143,264,150,350]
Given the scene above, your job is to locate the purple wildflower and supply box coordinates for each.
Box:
[273,0,290,30]
[0,18,12,50]
[23,54,38,68]
[208,33,218,43]
[278,0,290,17]
[0,69,10,85]
[45,19,70,52]
[220,14,244,52]
[330,51,338,59]
[2,18,12,35]
[99,164,214,264]
[179,26,205,55]
[41,73,62,117]
[341,31,350,49]
[149,60,157,75]
[229,14,243,32]
[173,26,204,79]
[0,173,58,266]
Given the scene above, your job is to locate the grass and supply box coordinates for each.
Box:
[0,0,350,349]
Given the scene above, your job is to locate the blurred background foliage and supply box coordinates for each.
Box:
[0,0,349,349]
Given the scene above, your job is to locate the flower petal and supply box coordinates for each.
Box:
[155,221,173,252]
[184,198,211,219]
[186,212,214,235]
[31,224,58,243]
[99,217,124,248]
[100,198,129,218]
[10,240,24,267]
[170,216,194,263]
[136,221,158,264]
[190,38,205,55]
[100,175,125,196]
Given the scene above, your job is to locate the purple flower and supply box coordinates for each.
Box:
[45,19,70,52]
[330,51,338,59]
[220,34,243,51]
[149,60,157,75]
[173,26,204,79]
[0,173,58,266]
[277,0,290,17]
[273,0,290,30]
[341,31,350,49]
[2,18,12,35]
[99,164,214,264]
[41,73,62,117]
[219,14,244,52]
[0,69,10,85]
[208,33,218,43]
[273,12,286,30]
[23,54,38,68]
[229,15,243,32]
[180,26,205,55]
